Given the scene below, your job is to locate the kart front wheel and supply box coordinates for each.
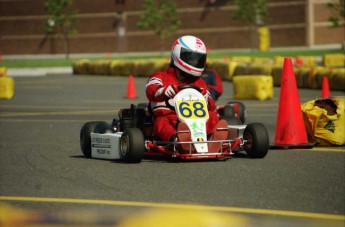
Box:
[120,128,145,163]
[243,123,269,158]
[80,121,107,158]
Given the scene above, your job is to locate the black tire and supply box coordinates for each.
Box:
[94,122,114,134]
[137,102,149,109]
[243,123,269,158]
[120,128,145,163]
[228,101,246,123]
[227,116,242,125]
[80,121,107,158]
[222,105,235,120]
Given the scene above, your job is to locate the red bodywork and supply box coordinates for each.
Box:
[144,137,244,160]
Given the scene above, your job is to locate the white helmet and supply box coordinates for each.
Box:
[171,35,207,77]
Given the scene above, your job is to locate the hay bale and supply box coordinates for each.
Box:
[154,59,170,72]
[271,66,303,87]
[251,57,272,65]
[0,67,7,77]
[109,60,123,76]
[271,66,283,86]
[294,67,312,88]
[233,75,273,100]
[323,54,345,68]
[232,62,248,76]
[206,58,214,65]
[134,60,155,77]
[72,59,91,75]
[295,56,318,67]
[273,56,285,66]
[88,61,98,75]
[227,61,239,81]
[247,63,272,75]
[231,56,251,63]
[208,61,230,80]
[93,60,111,75]
[310,67,332,89]
[0,77,14,99]
[121,60,136,76]
[330,68,345,91]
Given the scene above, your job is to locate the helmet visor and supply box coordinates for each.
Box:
[180,47,206,69]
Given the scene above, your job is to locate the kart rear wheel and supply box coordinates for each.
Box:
[120,128,145,163]
[222,105,235,122]
[243,123,269,158]
[137,102,149,109]
[80,121,107,158]
[228,101,246,123]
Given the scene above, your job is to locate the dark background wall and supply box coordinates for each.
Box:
[0,0,344,55]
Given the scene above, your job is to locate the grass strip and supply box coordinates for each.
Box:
[0,48,343,68]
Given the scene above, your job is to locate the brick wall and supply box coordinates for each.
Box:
[0,0,343,55]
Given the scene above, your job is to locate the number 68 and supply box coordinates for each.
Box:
[178,101,207,118]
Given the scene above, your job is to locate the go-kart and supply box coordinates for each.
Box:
[80,85,269,163]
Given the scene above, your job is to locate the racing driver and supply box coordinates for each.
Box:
[145,35,228,151]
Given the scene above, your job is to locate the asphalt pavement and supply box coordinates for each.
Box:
[0,72,344,226]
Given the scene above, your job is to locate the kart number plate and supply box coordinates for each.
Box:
[176,100,209,121]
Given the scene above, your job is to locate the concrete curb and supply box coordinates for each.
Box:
[7,67,73,77]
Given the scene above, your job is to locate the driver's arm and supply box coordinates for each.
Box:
[207,96,216,111]
[146,74,178,102]
[197,80,217,112]
[207,70,223,101]
[202,89,216,111]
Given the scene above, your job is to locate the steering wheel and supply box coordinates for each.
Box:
[165,84,203,110]
[177,84,202,93]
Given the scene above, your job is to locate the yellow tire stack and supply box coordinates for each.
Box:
[233,75,273,100]
[0,67,15,100]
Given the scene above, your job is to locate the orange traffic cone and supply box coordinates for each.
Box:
[321,77,330,98]
[125,75,137,99]
[271,58,313,149]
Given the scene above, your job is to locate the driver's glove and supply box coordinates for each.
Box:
[155,85,178,99]
[201,89,210,103]
[201,89,216,111]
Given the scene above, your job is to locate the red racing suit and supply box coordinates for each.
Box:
[201,68,223,101]
[145,67,219,142]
